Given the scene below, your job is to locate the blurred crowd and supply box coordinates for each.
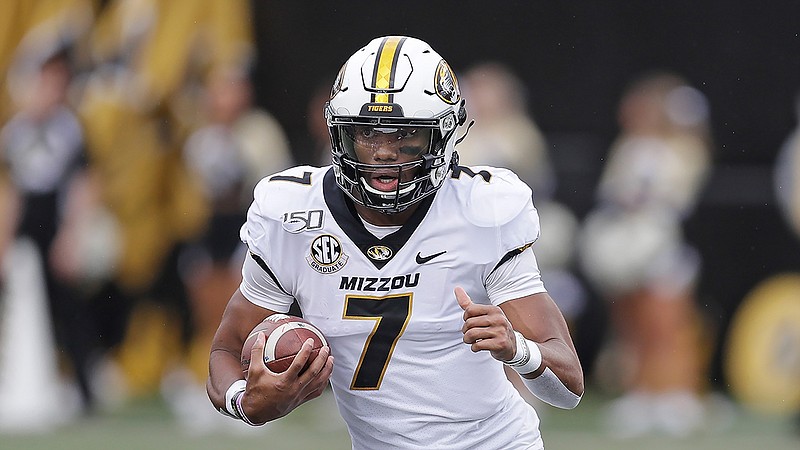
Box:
[0,0,293,433]
[0,0,797,440]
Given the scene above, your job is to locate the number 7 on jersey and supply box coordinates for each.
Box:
[344,293,412,389]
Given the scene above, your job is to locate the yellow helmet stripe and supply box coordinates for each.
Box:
[371,36,406,103]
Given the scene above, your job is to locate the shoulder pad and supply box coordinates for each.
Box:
[252,166,326,219]
[448,166,540,253]
[243,166,327,257]
[450,165,534,227]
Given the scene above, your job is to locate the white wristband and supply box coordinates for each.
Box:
[234,389,267,426]
[222,379,247,419]
[504,331,542,375]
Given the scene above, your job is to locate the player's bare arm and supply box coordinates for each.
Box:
[499,292,584,392]
[207,289,334,423]
[456,287,584,406]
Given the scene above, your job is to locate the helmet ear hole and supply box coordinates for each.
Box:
[457,100,467,126]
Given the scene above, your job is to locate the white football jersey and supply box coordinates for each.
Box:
[241,165,547,450]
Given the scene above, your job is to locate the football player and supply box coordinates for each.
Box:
[207,36,583,449]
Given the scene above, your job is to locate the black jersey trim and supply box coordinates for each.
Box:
[487,242,534,279]
[322,169,434,269]
[249,250,291,296]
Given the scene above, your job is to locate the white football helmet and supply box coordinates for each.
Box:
[326,36,467,213]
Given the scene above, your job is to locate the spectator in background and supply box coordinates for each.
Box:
[301,79,336,167]
[0,49,103,415]
[77,0,255,407]
[457,62,555,196]
[0,173,15,272]
[774,91,800,436]
[183,68,293,215]
[166,66,293,432]
[458,61,589,407]
[180,67,293,370]
[578,72,712,437]
[775,92,800,238]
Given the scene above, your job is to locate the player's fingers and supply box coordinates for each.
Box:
[469,339,507,355]
[461,314,494,333]
[250,332,267,369]
[470,307,510,326]
[464,331,506,353]
[301,345,330,380]
[312,355,335,387]
[462,303,508,332]
[323,355,334,377]
[302,355,334,402]
[462,325,502,344]
[454,287,472,311]
[456,291,498,321]
[284,338,315,378]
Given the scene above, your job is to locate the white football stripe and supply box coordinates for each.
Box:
[266,313,291,322]
[263,322,328,362]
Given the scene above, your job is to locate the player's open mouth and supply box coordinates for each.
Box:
[368,173,399,192]
[361,168,402,192]
[360,171,416,197]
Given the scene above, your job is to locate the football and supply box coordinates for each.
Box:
[240,314,327,375]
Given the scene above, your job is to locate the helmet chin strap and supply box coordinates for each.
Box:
[454,119,475,146]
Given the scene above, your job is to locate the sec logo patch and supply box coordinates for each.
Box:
[307,234,349,274]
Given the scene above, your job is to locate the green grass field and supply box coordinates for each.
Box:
[1,388,797,450]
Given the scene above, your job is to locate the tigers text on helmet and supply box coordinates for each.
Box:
[326,36,467,213]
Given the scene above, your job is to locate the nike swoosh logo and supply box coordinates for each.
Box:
[415,251,446,264]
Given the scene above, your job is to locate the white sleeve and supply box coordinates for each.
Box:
[486,247,547,306]
[239,252,295,313]
[522,367,582,409]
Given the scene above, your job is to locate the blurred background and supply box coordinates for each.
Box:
[0,1,798,449]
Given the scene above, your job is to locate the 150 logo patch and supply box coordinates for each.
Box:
[282,209,324,233]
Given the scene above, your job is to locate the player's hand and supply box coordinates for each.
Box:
[455,286,516,362]
[240,332,334,423]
